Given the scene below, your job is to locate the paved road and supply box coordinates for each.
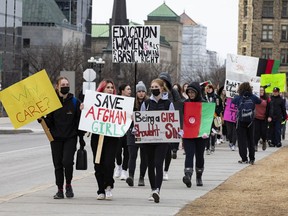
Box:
[0,117,285,216]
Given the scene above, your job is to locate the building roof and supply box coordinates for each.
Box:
[22,0,67,26]
[147,2,180,22]
[92,24,109,37]
[180,12,197,26]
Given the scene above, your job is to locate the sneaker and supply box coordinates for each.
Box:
[249,160,255,165]
[206,149,211,155]
[97,193,105,200]
[65,185,74,198]
[262,140,267,151]
[114,165,122,178]
[120,170,128,180]
[268,140,274,147]
[216,139,221,145]
[105,186,113,200]
[126,176,134,187]
[163,172,168,181]
[138,177,145,186]
[231,145,235,151]
[148,194,154,201]
[152,190,160,203]
[276,143,282,148]
[238,160,248,164]
[53,190,64,199]
[171,150,177,159]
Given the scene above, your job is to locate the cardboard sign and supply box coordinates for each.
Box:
[79,90,134,137]
[112,25,160,63]
[223,98,237,123]
[133,110,181,143]
[0,70,62,128]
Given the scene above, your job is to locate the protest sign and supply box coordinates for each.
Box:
[112,25,160,63]
[183,102,215,138]
[260,73,286,93]
[79,90,134,137]
[0,70,62,128]
[133,110,181,143]
[223,98,237,123]
[224,79,241,98]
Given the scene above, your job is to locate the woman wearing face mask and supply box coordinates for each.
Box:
[40,76,84,199]
[140,78,175,203]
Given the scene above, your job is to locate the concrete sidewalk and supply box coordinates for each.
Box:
[0,117,285,216]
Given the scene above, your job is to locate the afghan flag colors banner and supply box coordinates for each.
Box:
[183,102,215,138]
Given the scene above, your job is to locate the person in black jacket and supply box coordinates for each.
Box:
[182,82,209,188]
[41,76,85,199]
[140,78,175,203]
[267,87,286,147]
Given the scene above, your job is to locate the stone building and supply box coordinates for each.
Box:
[238,0,288,72]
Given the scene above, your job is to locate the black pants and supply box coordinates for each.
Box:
[116,134,129,170]
[145,144,169,191]
[254,118,267,145]
[226,121,237,145]
[183,137,206,169]
[91,134,119,195]
[128,145,147,177]
[164,144,171,172]
[236,122,255,161]
[50,137,77,189]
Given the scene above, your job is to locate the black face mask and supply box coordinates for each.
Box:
[60,86,70,95]
[151,89,161,97]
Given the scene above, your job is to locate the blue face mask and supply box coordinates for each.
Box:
[151,89,161,97]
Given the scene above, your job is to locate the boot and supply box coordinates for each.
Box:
[138,176,145,186]
[196,167,204,186]
[182,168,193,188]
[126,173,134,187]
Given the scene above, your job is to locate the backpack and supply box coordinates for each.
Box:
[237,96,255,124]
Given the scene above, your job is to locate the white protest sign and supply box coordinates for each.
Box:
[224,79,241,98]
[133,110,181,143]
[112,25,160,63]
[79,90,135,137]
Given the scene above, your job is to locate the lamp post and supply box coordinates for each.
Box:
[95,58,105,83]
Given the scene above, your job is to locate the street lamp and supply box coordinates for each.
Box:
[88,57,105,83]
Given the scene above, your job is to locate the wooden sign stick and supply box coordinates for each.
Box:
[95,135,104,164]
[40,120,54,142]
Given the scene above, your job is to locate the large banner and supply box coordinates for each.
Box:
[223,98,237,123]
[112,25,160,63]
[133,110,181,143]
[0,70,62,128]
[183,102,215,138]
[79,90,134,137]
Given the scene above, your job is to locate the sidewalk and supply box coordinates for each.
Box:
[0,117,285,216]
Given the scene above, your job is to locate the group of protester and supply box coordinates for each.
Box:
[39,73,287,204]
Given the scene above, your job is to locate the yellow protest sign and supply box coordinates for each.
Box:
[260,73,286,93]
[0,70,62,128]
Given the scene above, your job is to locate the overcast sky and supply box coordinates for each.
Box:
[92,0,238,60]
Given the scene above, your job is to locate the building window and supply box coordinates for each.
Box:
[242,47,247,55]
[243,24,247,41]
[262,0,274,18]
[282,0,288,18]
[261,48,272,59]
[262,24,273,41]
[280,49,288,65]
[281,25,288,40]
[23,38,30,48]
[244,0,248,17]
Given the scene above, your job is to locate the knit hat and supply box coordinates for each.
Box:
[136,81,147,92]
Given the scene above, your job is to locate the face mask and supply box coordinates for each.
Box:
[60,86,70,95]
[151,89,161,97]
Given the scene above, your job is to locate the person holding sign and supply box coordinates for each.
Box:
[140,78,175,203]
[232,82,261,165]
[39,76,85,199]
[114,84,131,180]
[90,79,119,200]
[182,82,209,188]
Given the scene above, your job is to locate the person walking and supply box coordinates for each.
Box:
[182,82,209,188]
[114,84,131,180]
[254,86,269,151]
[90,79,119,200]
[126,81,148,187]
[39,76,85,199]
[267,87,286,148]
[232,82,261,165]
[140,78,175,203]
